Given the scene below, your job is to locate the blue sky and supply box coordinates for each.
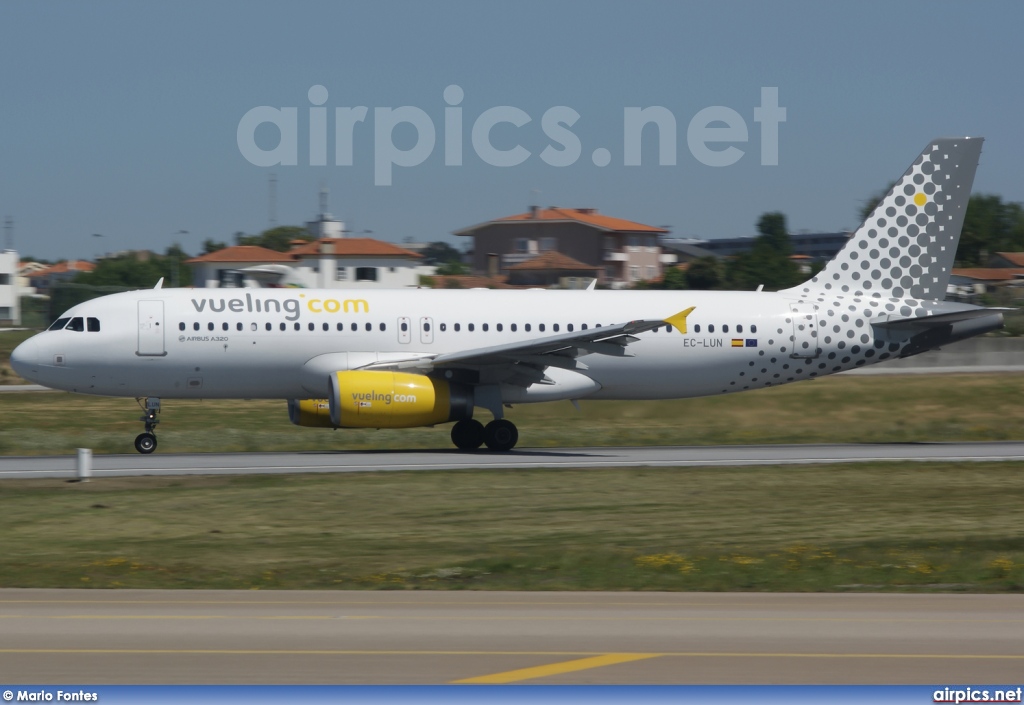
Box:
[1,0,1022,260]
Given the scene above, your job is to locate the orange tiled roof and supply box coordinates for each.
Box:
[185,246,294,264]
[287,238,421,258]
[456,207,667,235]
[507,251,601,271]
[33,260,96,276]
[993,252,1024,267]
[951,268,1024,281]
[428,275,516,289]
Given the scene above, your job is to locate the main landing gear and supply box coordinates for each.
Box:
[134,397,160,454]
[450,418,519,452]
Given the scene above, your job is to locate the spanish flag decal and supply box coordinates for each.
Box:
[731,339,744,347]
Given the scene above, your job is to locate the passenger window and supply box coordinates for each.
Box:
[337,323,344,331]
[482,323,489,332]
[223,322,229,331]
[266,323,272,331]
[468,323,475,332]
[709,324,715,333]
[178,322,185,331]
[251,322,257,332]
[280,323,286,331]
[496,323,503,332]
[87,317,100,332]
[454,323,461,332]
[401,321,408,332]
[666,324,673,333]
[194,322,200,331]
[66,317,85,332]
[48,317,70,331]
[323,323,329,332]
[723,325,729,333]
[308,323,315,331]
[207,322,214,331]
[525,324,531,332]
[539,324,545,332]
[236,322,242,331]
[581,324,588,330]
[294,322,300,331]
[351,323,357,332]
[553,324,560,332]
[695,324,701,333]
[424,322,431,332]
[511,323,517,332]
[365,322,371,331]
[737,325,743,333]
[567,323,574,332]
[751,324,758,333]
[380,323,386,331]
[440,323,447,332]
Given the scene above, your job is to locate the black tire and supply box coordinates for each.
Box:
[451,419,485,450]
[483,419,518,452]
[134,433,157,454]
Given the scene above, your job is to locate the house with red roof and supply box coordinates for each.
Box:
[28,260,96,295]
[185,239,424,289]
[454,206,676,288]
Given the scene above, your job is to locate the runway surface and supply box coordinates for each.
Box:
[1,589,1022,684]
[2,441,1024,480]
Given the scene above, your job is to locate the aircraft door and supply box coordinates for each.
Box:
[398,316,412,344]
[420,317,434,344]
[137,300,166,356]
[789,303,819,359]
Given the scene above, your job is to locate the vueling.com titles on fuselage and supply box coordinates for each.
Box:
[190,295,369,322]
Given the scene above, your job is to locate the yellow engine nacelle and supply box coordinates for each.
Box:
[289,371,473,429]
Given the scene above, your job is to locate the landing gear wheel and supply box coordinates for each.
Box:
[483,419,518,452]
[451,419,485,450]
[134,433,157,454]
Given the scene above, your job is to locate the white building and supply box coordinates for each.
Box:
[185,239,424,289]
[0,250,21,325]
[285,238,424,288]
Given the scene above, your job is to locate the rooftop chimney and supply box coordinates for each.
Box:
[529,205,539,219]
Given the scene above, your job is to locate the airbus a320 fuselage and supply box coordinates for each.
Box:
[12,137,1000,453]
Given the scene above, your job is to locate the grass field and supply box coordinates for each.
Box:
[0,372,1022,455]
[1,463,1021,591]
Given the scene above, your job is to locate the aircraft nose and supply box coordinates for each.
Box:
[10,337,39,379]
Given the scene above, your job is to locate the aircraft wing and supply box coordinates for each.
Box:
[358,308,694,387]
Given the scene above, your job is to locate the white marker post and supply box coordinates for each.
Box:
[76,448,92,482]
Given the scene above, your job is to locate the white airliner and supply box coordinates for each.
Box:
[11,137,1002,454]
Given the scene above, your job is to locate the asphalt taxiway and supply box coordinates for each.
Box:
[1,589,1021,684]
[1,441,1024,480]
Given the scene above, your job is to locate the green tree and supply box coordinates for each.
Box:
[957,195,1024,266]
[237,226,313,252]
[683,256,722,290]
[421,241,464,266]
[658,266,688,290]
[435,260,469,276]
[724,212,802,291]
[202,238,227,254]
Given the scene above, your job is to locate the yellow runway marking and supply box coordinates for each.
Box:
[0,648,1021,660]
[0,614,1020,625]
[455,653,662,683]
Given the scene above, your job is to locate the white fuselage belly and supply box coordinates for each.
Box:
[28,287,829,402]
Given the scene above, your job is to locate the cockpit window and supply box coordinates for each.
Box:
[87,317,100,332]
[66,317,85,332]
[48,317,70,331]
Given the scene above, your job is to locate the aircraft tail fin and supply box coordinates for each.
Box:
[786,137,983,301]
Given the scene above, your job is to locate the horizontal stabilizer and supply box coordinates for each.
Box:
[873,308,1011,331]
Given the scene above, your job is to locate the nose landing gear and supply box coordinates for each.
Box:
[134,397,160,454]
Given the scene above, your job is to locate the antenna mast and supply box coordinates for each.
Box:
[268,173,277,228]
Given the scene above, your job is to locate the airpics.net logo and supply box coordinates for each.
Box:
[237,86,786,185]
